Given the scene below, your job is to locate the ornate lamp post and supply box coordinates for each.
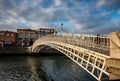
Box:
[61,23,63,32]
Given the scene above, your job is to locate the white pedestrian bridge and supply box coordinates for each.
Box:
[28,32,120,81]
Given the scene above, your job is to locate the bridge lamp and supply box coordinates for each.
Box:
[61,23,63,32]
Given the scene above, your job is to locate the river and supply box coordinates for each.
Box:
[0,55,96,81]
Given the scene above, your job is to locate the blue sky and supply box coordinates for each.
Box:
[0,0,120,34]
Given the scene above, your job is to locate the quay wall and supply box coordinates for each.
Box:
[0,47,27,55]
[0,47,62,55]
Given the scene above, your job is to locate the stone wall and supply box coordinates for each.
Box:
[0,47,27,54]
[110,31,120,59]
[106,31,120,80]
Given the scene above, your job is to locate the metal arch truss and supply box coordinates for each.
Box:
[31,35,110,81]
[49,41,109,81]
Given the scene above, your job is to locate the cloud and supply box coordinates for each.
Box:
[96,0,120,9]
[54,0,62,6]
[0,22,25,31]
[117,9,120,14]
[96,0,105,7]
[0,0,119,34]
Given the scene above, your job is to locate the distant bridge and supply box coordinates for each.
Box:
[28,32,120,81]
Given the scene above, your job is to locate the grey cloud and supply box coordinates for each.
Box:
[97,0,120,9]
[0,0,119,34]
[0,23,25,31]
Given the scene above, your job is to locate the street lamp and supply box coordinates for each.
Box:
[61,23,63,32]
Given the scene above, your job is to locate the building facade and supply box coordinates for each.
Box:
[0,31,17,47]
[17,29,36,47]
[36,28,57,38]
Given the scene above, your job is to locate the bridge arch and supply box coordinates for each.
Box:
[33,45,49,53]
[31,35,110,81]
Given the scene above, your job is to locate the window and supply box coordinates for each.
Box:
[19,33,23,38]
[0,32,4,35]
[41,29,43,32]
[7,33,9,36]
[25,34,29,38]
[30,34,33,38]
[11,34,14,37]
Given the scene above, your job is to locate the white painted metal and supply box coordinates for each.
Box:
[31,34,110,81]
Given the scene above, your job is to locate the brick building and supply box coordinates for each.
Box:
[0,31,17,47]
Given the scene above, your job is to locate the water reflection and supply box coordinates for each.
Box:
[26,56,42,81]
[0,56,31,81]
[40,56,96,81]
[0,55,97,81]
[0,56,45,81]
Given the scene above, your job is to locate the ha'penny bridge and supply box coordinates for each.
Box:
[28,31,120,81]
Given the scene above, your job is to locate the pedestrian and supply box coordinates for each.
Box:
[29,39,33,46]
[1,41,4,47]
[21,39,25,47]
[21,41,25,47]
[94,34,101,44]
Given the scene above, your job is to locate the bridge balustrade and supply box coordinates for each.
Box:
[39,34,109,55]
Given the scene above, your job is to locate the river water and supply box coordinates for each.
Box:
[0,55,96,81]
